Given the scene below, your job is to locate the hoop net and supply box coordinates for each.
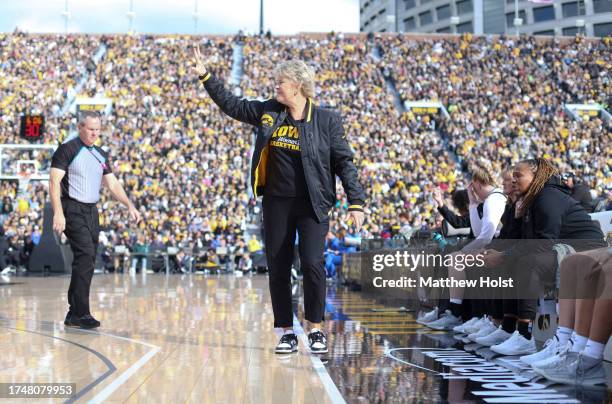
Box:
[17,170,32,194]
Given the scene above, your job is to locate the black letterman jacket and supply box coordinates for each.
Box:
[199,73,365,222]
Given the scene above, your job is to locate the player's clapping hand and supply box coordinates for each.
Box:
[433,188,444,208]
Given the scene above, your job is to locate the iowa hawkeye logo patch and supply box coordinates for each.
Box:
[261,114,274,127]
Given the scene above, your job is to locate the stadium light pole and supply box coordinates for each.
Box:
[61,0,70,34]
[126,0,136,33]
[259,0,264,35]
[394,0,398,32]
[513,0,523,37]
[193,0,200,34]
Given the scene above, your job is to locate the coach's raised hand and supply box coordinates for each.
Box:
[192,45,208,76]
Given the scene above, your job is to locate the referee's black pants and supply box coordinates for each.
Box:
[62,199,100,318]
[263,196,328,328]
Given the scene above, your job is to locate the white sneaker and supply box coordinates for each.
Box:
[490,331,536,356]
[426,310,462,330]
[575,355,607,386]
[463,316,488,334]
[467,320,497,342]
[416,307,438,325]
[537,353,605,386]
[452,317,479,333]
[520,337,562,366]
[475,327,512,347]
[531,342,572,370]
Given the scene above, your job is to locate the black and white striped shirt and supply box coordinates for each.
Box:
[51,137,112,203]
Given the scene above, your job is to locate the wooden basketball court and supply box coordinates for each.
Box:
[0,274,338,403]
[2,273,611,403]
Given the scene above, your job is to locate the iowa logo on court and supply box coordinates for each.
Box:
[261,114,274,127]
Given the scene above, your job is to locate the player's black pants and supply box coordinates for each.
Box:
[263,196,328,328]
[63,199,100,318]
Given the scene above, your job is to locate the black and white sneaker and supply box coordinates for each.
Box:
[275,333,298,354]
[308,330,328,354]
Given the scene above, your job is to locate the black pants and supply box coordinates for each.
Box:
[263,196,328,328]
[497,250,556,320]
[63,199,100,318]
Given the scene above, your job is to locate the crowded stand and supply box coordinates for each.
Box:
[381,34,610,203]
[0,29,610,397]
[87,35,250,266]
[241,35,461,240]
[0,32,100,144]
[0,32,609,274]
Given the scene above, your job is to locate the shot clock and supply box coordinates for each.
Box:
[20,114,45,141]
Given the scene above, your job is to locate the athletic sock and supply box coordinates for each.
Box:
[581,339,605,360]
[570,333,588,353]
[555,326,573,347]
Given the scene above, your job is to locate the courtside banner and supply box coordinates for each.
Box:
[359,239,610,300]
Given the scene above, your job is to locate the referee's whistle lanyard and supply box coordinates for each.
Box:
[85,146,108,170]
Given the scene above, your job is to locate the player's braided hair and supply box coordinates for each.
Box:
[516,158,558,217]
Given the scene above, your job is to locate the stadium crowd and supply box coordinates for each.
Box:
[0,32,100,144]
[0,32,609,272]
[381,33,609,200]
[87,35,249,261]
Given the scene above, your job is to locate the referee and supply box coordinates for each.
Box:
[49,111,141,329]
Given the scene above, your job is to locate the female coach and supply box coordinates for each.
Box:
[192,47,366,354]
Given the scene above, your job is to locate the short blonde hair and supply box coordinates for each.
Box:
[470,160,497,186]
[274,60,315,99]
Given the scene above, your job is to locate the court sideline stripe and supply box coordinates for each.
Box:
[0,324,116,403]
[1,317,161,402]
[73,329,161,403]
[385,347,455,374]
[293,315,346,404]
